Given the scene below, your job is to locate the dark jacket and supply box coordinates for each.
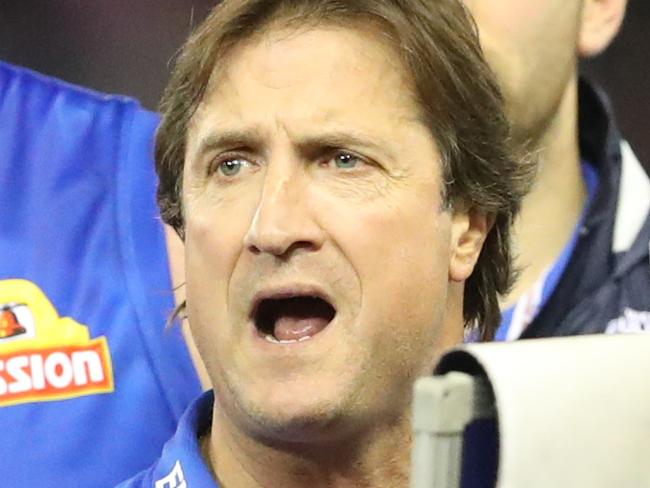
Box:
[522,80,650,338]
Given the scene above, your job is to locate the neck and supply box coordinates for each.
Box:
[204,405,413,488]
[504,74,586,307]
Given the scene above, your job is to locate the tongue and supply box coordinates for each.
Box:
[274,316,329,341]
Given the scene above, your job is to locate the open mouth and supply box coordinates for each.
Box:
[253,295,336,344]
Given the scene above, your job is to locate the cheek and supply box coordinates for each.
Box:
[468,1,544,35]
[183,222,228,350]
[183,199,253,338]
[320,188,452,333]
[183,214,248,380]
[183,180,259,290]
[185,216,238,295]
[332,197,452,386]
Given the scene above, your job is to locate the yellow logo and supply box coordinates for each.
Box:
[0,279,114,406]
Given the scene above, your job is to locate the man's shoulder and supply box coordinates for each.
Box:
[525,83,650,338]
[538,141,650,337]
[0,60,159,177]
[0,60,157,120]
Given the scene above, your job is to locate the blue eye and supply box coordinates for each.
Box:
[217,159,244,177]
[334,153,360,169]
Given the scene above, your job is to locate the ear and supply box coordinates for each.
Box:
[579,0,628,57]
[449,208,493,283]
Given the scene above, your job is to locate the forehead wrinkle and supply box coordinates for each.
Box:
[274,116,291,141]
[190,25,435,174]
[191,93,431,173]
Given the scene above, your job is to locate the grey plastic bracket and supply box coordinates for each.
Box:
[410,373,495,488]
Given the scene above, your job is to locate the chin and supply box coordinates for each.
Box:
[249,400,344,444]
[233,381,355,444]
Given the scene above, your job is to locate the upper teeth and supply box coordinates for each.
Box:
[264,334,312,344]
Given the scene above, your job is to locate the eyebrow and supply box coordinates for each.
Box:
[294,130,395,160]
[193,129,266,159]
[193,127,396,162]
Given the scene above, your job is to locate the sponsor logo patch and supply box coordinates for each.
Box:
[605,308,650,334]
[155,461,187,488]
[0,279,114,406]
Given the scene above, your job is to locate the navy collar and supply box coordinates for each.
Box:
[148,391,217,487]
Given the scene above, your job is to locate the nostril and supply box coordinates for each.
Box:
[246,243,263,255]
[244,226,294,257]
[247,238,320,259]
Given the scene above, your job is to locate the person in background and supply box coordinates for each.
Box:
[463,0,650,339]
[0,62,204,486]
[118,0,532,486]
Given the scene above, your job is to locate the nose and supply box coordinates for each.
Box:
[243,166,325,258]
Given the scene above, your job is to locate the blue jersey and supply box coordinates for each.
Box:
[117,392,217,488]
[0,61,202,487]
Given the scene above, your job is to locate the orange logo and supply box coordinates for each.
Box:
[0,279,114,406]
[0,305,27,339]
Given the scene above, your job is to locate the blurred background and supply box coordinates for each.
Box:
[1,1,648,168]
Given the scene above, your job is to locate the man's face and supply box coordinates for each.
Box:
[463,0,583,145]
[183,26,472,441]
